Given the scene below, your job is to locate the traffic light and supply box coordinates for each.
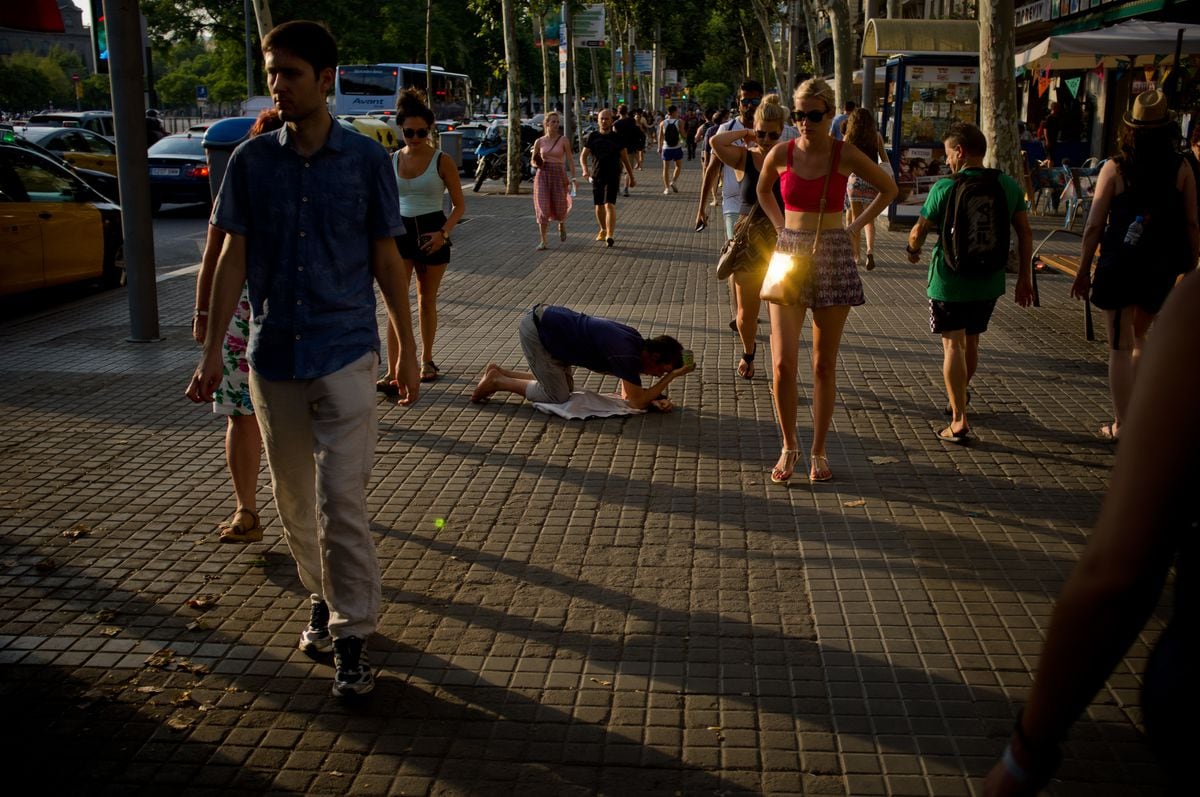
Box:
[631,84,637,92]
[89,0,108,74]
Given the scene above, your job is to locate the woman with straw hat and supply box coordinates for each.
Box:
[1071,89,1198,443]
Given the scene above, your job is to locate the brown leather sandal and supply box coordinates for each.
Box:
[219,508,263,543]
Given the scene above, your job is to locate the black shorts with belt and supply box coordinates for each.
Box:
[396,210,451,267]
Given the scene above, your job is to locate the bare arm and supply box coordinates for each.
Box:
[371,238,420,405]
[1076,160,1118,284]
[985,273,1200,795]
[906,216,934,263]
[562,137,576,179]
[619,363,696,410]
[1179,160,1199,266]
[418,152,465,253]
[756,145,787,230]
[709,128,753,172]
[579,145,591,180]
[695,152,723,225]
[1012,210,1034,306]
[185,232,247,403]
[192,224,227,344]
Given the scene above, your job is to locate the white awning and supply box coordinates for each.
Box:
[1014,20,1200,71]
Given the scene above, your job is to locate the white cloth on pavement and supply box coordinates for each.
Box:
[532,391,646,420]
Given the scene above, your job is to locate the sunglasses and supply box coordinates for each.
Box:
[739,96,762,107]
[793,109,827,123]
[403,128,430,138]
[755,130,781,140]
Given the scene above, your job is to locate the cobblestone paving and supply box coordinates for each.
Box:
[0,164,1169,795]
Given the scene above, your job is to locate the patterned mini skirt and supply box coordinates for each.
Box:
[847,173,879,205]
[772,227,866,308]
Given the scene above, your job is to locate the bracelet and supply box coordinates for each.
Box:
[193,310,209,318]
[905,245,920,255]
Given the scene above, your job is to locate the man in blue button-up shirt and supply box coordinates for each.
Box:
[186,21,418,698]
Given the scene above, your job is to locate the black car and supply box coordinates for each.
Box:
[147,132,211,212]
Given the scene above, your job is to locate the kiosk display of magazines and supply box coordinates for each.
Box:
[860,19,980,227]
[883,56,980,224]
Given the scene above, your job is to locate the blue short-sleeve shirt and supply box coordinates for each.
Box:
[538,306,645,385]
[211,116,405,380]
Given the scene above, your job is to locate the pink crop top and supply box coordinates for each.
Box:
[779,140,849,212]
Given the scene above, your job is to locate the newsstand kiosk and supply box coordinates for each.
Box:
[861,19,980,229]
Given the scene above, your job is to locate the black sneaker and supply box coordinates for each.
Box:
[298,599,332,653]
[332,636,374,697]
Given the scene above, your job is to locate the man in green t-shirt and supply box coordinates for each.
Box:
[905,122,1034,443]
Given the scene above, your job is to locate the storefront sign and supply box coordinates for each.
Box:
[907,65,978,84]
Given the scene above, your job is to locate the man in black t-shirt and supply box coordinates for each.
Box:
[581,108,637,247]
[613,105,640,197]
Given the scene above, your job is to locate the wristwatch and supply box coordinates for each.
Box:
[905,244,920,255]
[440,229,451,245]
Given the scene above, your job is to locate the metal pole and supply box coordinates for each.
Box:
[862,0,879,112]
[562,4,573,145]
[105,0,159,341]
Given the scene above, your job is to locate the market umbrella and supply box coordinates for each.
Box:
[1015,20,1200,71]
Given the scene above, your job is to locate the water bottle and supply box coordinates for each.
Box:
[570,180,577,199]
[1123,215,1145,246]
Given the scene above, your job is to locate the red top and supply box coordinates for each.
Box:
[779,140,849,212]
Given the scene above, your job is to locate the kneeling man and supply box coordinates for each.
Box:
[471,304,694,410]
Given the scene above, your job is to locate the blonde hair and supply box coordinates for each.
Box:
[754,94,788,128]
[794,78,835,116]
[544,111,560,126]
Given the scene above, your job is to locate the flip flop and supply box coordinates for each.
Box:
[420,361,440,383]
[936,425,972,444]
[1098,422,1119,442]
[219,508,263,544]
[376,379,399,398]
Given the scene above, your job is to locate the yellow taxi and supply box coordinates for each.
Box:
[336,115,400,152]
[0,134,124,296]
[16,125,119,176]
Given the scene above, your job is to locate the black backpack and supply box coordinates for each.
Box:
[940,169,1010,276]
[663,119,680,147]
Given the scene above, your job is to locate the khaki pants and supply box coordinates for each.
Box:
[250,351,380,640]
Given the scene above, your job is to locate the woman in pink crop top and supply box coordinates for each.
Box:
[756,78,897,484]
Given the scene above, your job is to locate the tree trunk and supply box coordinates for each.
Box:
[825,0,853,111]
[979,0,1021,180]
[500,0,522,194]
[750,0,785,94]
[802,1,822,79]
[538,13,549,114]
[425,0,432,116]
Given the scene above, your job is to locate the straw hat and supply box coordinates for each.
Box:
[1123,90,1172,128]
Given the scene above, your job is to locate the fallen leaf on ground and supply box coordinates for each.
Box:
[145,648,176,669]
[166,716,192,731]
[172,691,199,707]
[843,499,867,508]
[588,677,613,687]
[867,456,900,465]
[135,686,164,695]
[185,620,204,632]
[99,626,120,636]
[94,609,116,622]
[185,595,219,610]
[62,524,91,538]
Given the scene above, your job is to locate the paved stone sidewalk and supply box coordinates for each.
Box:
[0,162,1168,796]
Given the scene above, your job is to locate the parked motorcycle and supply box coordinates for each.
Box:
[472,121,537,192]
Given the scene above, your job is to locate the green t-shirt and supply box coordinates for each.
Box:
[921,167,1027,302]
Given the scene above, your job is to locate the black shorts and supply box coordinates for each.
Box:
[396,211,451,267]
[592,173,619,206]
[929,298,997,335]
